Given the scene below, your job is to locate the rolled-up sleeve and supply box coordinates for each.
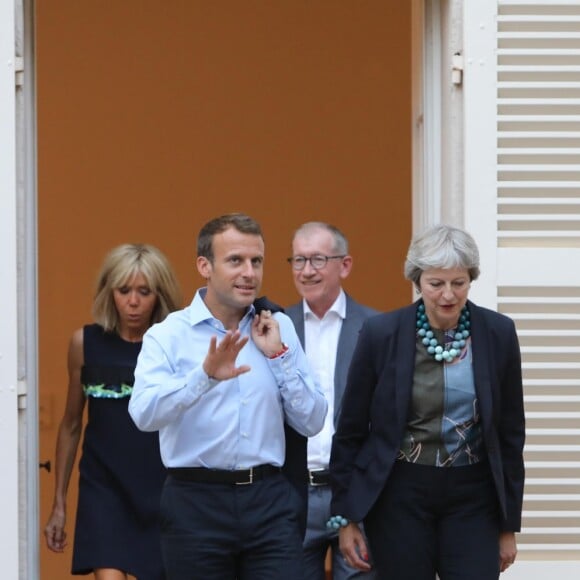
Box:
[270,315,328,437]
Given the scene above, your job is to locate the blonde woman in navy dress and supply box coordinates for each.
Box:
[329,225,525,580]
[44,244,181,580]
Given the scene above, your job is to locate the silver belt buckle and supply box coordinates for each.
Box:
[236,467,254,485]
[309,469,325,487]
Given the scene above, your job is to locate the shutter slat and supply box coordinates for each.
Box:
[499,0,580,5]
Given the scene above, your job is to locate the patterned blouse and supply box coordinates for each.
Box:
[398,329,483,467]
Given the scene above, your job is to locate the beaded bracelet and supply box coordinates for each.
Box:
[268,343,289,359]
[326,515,350,530]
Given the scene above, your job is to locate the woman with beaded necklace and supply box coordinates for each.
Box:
[328,224,525,580]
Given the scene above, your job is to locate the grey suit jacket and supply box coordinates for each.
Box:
[286,294,379,426]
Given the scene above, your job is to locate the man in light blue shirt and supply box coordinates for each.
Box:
[129,213,327,580]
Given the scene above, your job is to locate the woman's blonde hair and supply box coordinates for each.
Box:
[92,243,182,332]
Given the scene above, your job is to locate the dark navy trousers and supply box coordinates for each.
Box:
[365,461,501,580]
[159,472,304,580]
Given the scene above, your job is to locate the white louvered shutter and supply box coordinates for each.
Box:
[464,1,580,577]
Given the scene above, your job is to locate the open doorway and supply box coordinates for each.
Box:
[35,3,413,578]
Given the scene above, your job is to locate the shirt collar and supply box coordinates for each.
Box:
[303,288,346,321]
[188,287,256,328]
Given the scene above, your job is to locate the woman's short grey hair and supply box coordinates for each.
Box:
[92,243,182,332]
[404,224,480,288]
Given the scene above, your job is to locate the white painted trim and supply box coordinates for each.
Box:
[419,0,443,229]
[0,0,22,576]
[462,0,498,309]
[440,0,465,225]
[412,0,426,235]
[22,1,39,576]
[413,0,465,230]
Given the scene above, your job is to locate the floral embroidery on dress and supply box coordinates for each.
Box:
[83,383,133,399]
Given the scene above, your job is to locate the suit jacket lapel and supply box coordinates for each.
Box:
[334,297,361,422]
[395,304,419,437]
[293,304,306,348]
[468,301,494,434]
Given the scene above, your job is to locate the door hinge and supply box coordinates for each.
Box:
[452,52,464,86]
[15,56,24,87]
[17,380,27,409]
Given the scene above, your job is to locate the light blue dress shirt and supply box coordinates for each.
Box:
[129,288,327,470]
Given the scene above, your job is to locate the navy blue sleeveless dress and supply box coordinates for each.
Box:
[72,324,166,579]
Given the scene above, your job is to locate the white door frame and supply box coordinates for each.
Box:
[0,0,23,575]
[1,0,39,577]
[21,0,40,576]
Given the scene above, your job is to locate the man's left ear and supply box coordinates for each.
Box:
[340,255,353,279]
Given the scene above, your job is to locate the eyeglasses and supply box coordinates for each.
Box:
[287,255,346,271]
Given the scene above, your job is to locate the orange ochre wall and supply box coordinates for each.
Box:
[37,2,412,578]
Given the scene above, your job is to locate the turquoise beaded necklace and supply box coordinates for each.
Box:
[416,302,470,362]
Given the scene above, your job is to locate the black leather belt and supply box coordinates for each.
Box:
[308,469,330,486]
[167,464,281,485]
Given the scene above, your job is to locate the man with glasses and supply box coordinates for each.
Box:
[286,222,379,580]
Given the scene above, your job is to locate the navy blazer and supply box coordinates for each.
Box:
[253,296,308,535]
[286,294,379,426]
[329,300,525,532]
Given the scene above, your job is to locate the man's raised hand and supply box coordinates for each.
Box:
[203,330,251,380]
